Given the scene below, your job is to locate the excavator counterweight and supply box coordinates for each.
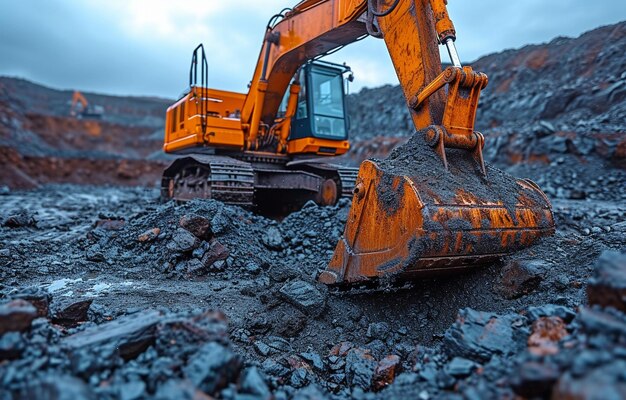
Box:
[161,0,555,285]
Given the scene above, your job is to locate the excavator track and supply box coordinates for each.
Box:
[162,155,254,207]
[337,167,359,197]
[161,154,357,210]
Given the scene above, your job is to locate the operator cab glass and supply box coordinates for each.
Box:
[290,61,349,141]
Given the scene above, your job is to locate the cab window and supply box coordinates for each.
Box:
[310,66,346,138]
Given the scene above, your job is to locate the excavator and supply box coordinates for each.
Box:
[69,90,104,119]
[162,0,555,285]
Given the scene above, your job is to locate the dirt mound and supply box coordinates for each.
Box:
[0,77,172,188]
[340,23,626,206]
[0,146,166,189]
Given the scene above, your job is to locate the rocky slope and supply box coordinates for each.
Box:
[346,22,626,168]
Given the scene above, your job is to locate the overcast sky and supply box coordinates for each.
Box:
[0,1,624,98]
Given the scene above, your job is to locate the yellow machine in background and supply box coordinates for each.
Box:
[70,90,104,119]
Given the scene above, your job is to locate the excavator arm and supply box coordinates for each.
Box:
[241,0,482,164]
[70,90,89,116]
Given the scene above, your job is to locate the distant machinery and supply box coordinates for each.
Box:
[70,90,104,119]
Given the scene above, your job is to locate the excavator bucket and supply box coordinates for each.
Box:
[318,133,555,285]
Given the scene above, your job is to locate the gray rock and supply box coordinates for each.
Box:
[444,357,478,377]
[167,228,200,253]
[3,210,36,228]
[183,342,241,395]
[300,351,325,372]
[209,204,231,235]
[587,251,626,313]
[254,341,271,356]
[498,259,548,299]
[290,367,310,388]
[0,299,37,335]
[436,370,456,389]
[245,260,262,275]
[526,304,576,323]
[240,366,271,399]
[279,280,326,317]
[0,331,26,360]
[261,359,290,378]
[269,264,300,282]
[118,380,146,400]
[262,226,284,250]
[554,363,626,400]
[443,308,525,362]
[536,120,556,135]
[345,348,377,390]
[266,335,292,353]
[578,306,626,337]
[292,384,329,400]
[511,361,560,398]
[539,135,569,154]
[22,375,95,400]
[64,309,162,370]
[367,322,390,340]
[85,245,105,262]
[154,380,208,400]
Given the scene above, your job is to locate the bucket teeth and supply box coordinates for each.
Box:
[319,133,555,286]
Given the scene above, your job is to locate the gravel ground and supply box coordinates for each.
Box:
[0,179,624,399]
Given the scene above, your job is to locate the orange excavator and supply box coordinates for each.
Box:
[70,90,104,119]
[162,0,555,285]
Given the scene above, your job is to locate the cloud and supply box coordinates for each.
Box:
[0,1,624,97]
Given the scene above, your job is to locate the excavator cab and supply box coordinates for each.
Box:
[290,61,350,144]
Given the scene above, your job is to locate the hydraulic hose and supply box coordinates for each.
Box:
[368,0,401,17]
[366,0,401,38]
